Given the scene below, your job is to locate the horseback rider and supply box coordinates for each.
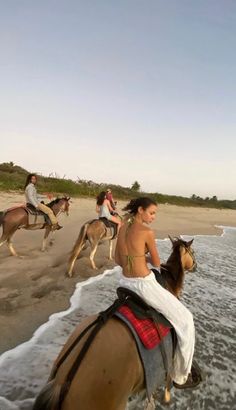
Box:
[115,197,202,389]
[105,188,116,213]
[24,174,62,230]
[96,191,121,232]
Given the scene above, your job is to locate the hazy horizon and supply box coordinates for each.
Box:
[1,1,235,200]
[1,159,234,202]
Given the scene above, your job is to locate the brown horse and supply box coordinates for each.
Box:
[67,216,122,275]
[33,237,197,410]
[0,197,70,256]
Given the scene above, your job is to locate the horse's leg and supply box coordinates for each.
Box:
[41,226,51,251]
[0,223,12,253]
[0,238,7,249]
[67,253,79,277]
[163,374,172,404]
[109,239,113,260]
[2,226,21,257]
[7,237,19,257]
[49,230,56,246]
[0,210,27,257]
[67,241,86,277]
[89,240,99,269]
[67,223,89,277]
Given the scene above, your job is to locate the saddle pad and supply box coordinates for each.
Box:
[118,305,170,349]
[99,217,117,238]
[114,312,173,400]
[27,213,47,225]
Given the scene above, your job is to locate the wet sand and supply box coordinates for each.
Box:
[0,191,235,354]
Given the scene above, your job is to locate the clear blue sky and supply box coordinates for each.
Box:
[1,1,235,200]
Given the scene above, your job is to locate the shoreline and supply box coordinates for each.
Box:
[0,192,236,355]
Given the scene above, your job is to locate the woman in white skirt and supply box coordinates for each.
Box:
[115,197,201,389]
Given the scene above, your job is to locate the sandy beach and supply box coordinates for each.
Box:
[0,191,235,355]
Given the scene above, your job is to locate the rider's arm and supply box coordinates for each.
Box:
[145,230,160,268]
[105,199,114,213]
[96,204,100,214]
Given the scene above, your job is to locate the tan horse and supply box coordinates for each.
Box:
[33,237,197,410]
[67,216,121,275]
[0,197,70,256]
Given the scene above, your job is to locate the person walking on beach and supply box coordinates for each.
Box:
[96,191,121,231]
[115,197,201,389]
[24,173,62,230]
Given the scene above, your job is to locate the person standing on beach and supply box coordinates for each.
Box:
[24,173,62,230]
[115,197,201,389]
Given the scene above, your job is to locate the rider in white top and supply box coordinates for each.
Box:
[96,191,121,230]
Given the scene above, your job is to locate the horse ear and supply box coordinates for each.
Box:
[186,238,194,247]
[168,235,174,244]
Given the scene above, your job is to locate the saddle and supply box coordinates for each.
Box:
[116,287,172,328]
[25,203,50,225]
[99,217,118,239]
[26,203,43,215]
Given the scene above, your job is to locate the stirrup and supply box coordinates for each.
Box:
[173,361,202,390]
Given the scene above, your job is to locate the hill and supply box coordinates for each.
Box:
[0,162,235,209]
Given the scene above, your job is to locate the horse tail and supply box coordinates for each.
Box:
[67,222,89,277]
[33,379,64,410]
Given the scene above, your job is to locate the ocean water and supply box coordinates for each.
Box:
[0,227,235,410]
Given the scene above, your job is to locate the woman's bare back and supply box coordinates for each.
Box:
[115,221,151,277]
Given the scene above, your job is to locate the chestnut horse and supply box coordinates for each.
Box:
[0,197,70,256]
[33,237,197,410]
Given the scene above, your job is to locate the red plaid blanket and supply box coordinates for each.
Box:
[118,305,170,350]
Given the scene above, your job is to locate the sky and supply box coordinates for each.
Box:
[0,0,236,200]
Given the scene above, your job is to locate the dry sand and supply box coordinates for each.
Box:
[0,191,235,354]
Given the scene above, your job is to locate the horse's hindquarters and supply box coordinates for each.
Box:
[56,316,144,410]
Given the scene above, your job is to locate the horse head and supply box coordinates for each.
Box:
[48,196,71,216]
[168,236,197,272]
[161,236,197,297]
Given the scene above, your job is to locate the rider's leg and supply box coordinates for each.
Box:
[110,215,121,232]
[37,203,58,225]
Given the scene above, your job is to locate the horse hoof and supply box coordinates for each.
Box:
[163,390,171,405]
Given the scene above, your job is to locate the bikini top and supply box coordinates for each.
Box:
[123,216,146,273]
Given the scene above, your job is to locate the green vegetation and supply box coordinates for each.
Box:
[0,162,235,209]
